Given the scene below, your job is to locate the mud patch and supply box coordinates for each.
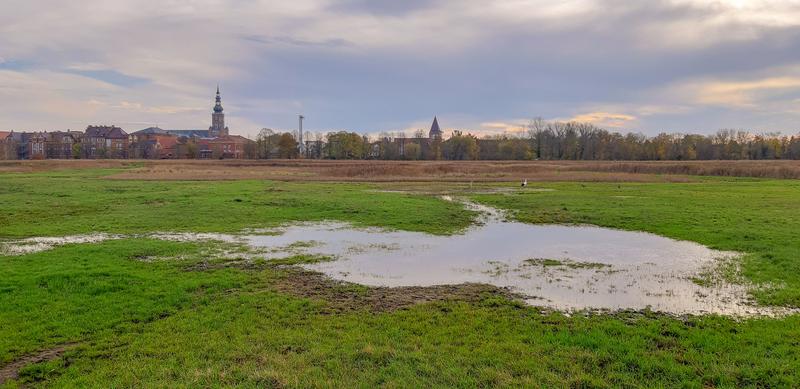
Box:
[0,343,78,385]
[0,234,121,255]
[273,267,518,313]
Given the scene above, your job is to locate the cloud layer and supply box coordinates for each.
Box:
[1,0,800,137]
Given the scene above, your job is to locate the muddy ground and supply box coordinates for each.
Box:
[0,344,77,385]
[272,267,520,313]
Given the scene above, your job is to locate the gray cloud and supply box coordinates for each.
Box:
[64,69,150,88]
[242,35,353,48]
[1,0,800,136]
[328,0,443,16]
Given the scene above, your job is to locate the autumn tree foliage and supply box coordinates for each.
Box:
[252,120,800,161]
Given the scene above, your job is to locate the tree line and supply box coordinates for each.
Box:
[256,119,800,161]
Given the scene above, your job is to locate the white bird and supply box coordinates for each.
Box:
[521,179,528,187]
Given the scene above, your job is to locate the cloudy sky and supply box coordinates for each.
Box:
[2,0,800,138]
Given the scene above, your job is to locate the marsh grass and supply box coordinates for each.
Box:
[267,254,334,266]
[524,258,611,270]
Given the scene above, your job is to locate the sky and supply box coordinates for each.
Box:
[2,0,800,139]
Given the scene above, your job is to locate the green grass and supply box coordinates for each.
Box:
[0,171,475,237]
[470,179,800,306]
[1,168,800,387]
[0,239,246,366]
[4,240,799,388]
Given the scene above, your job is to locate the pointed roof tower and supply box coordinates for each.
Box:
[213,85,223,113]
[428,116,443,139]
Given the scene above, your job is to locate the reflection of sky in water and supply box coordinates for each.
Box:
[243,198,792,317]
[245,219,770,316]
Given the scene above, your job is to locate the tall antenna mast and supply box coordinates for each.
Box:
[298,114,305,157]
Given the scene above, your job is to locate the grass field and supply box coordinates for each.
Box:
[1,161,800,387]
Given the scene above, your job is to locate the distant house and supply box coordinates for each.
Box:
[166,129,212,138]
[207,135,254,159]
[0,131,16,160]
[0,130,82,160]
[46,131,82,159]
[28,132,47,160]
[129,127,179,159]
[83,125,128,159]
[9,132,27,159]
[181,134,254,160]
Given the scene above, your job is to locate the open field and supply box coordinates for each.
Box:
[3,159,800,181]
[1,162,800,387]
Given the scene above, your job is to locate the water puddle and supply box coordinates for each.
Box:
[243,205,787,316]
[0,233,123,255]
[0,232,243,256]
[1,197,794,316]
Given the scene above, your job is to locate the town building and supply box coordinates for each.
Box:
[0,131,16,160]
[207,135,254,159]
[304,140,324,159]
[27,132,47,160]
[83,125,129,159]
[366,117,444,160]
[168,87,253,159]
[209,86,229,138]
[46,131,82,159]
[167,87,230,139]
[0,87,256,160]
[129,127,178,159]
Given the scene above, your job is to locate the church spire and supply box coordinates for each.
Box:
[213,85,223,113]
[429,116,442,139]
[210,85,228,137]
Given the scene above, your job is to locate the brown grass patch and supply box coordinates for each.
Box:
[3,159,800,181]
[0,160,138,173]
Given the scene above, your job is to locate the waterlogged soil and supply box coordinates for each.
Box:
[274,267,517,313]
[1,199,792,316]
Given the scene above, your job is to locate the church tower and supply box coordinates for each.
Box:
[209,86,229,137]
[429,116,443,140]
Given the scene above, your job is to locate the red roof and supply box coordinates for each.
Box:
[209,135,254,144]
[0,131,11,140]
[156,135,178,150]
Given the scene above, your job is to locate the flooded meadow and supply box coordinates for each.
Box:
[1,197,790,317]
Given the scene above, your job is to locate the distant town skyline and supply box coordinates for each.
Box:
[2,0,800,138]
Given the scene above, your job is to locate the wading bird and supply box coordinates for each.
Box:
[521,179,528,187]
